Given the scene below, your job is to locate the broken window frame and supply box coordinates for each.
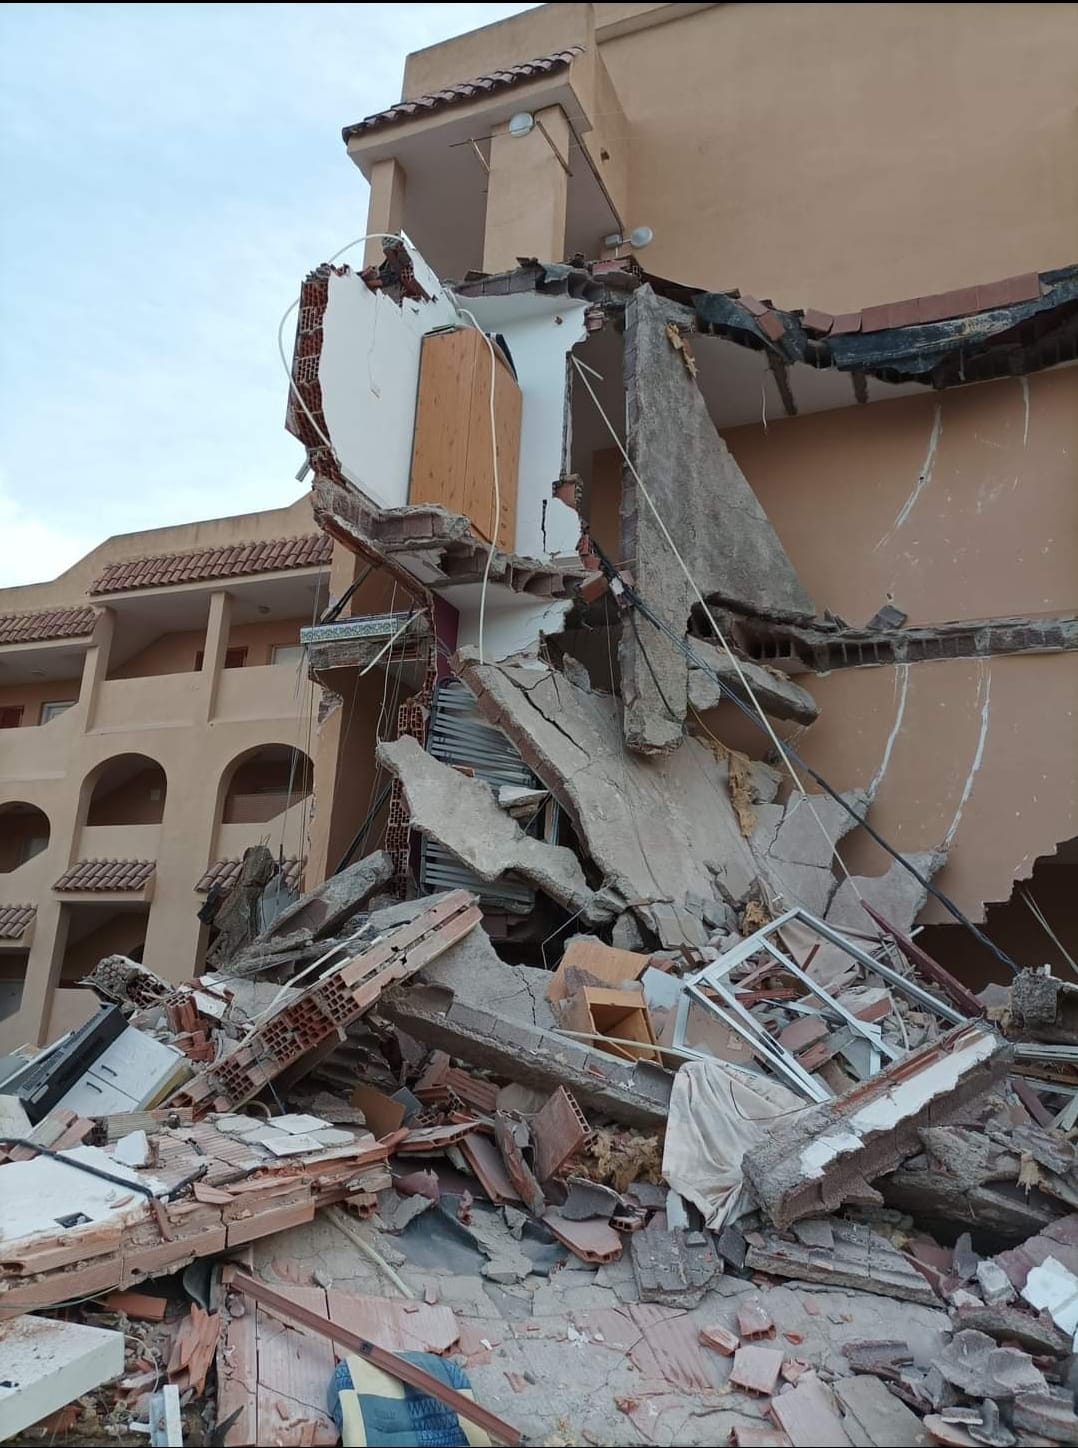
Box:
[670,907,968,1101]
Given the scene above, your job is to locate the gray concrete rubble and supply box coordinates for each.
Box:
[750,787,872,916]
[377,734,609,923]
[743,1023,1011,1228]
[619,286,814,755]
[455,646,777,920]
[688,637,821,724]
[26,657,1078,1448]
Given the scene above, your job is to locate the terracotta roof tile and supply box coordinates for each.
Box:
[54,859,156,892]
[0,903,35,940]
[195,857,305,894]
[0,606,97,646]
[89,534,330,595]
[342,48,583,139]
[858,272,1041,334]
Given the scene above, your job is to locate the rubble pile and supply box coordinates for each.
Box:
[3,778,1078,1446]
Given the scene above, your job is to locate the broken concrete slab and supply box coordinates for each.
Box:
[832,1374,932,1447]
[260,850,394,943]
[381,983,672,1128]
[935,1329,1047,1400]
[0,1314,125,1440]
[769,1374,853,1446]
[455,649,776,918]
[826,850,948,938]
[883,1124,1061,1242]
[205,845,278,968]
[378,736,606,923]
[746,1221,938,1306]
[629,1222,721,1307]
[619,286,814,754]
[687,640,820,724]
[1012,1389,1078,1445]
[951,1301,1071,1357]
[743,1023,1010,1228]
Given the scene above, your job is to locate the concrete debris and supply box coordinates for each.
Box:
[747,1220,939,1305]
[629,1220,721,1306]
[743,1023,1011,1228]
[454,647,773,927]
[832,1374,933,1447]
[8,586,1072,1448]
[378,735,608,923]
[935,1330,1048,1400]
[620,286,813,754]
[687,639,821,724]
[0,1314,125,1441]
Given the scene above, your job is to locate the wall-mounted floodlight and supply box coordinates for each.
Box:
[508,112,535,138]
[602,225,656,250]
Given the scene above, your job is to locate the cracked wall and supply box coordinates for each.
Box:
[715,366,1078,943]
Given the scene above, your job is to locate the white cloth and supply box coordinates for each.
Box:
[662,1057,807,1228]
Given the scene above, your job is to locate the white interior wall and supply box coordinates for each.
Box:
[317,246,457,510]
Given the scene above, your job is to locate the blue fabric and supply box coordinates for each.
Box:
[330,1352,474,1447]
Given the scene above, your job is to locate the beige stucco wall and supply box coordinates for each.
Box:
[0,498,332,1053]
[400,2,1077,306]
[696,366,1078,929]
[0,678,82,725]
[726,367,1078,626]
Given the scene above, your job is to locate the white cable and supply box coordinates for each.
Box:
[570,353,863,901]
[451,304,500,666]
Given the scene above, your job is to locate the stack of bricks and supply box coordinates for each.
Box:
[167,892,481,1117]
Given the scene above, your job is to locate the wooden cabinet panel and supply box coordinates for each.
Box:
[409,327,521,553]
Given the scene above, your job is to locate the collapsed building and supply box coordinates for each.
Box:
[2,3,1078,1445]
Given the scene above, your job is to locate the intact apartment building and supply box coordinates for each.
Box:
[0,498,335,1049]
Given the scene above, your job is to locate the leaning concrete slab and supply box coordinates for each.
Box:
[619,286,814,753]
[381,983,672,1129]
[0,1314,125,1440]
[377,736,604,922]
[743,1022,1011,1228]
[688,640,820,725]
[455,649,775,922]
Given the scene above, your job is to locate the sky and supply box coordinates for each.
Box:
[0,2,535,586]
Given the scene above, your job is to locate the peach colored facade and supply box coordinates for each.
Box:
[340,1,1077,980]
[353,2,1078,307]
[0,498,336,1051]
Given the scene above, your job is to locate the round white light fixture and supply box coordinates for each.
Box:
[508,111,535,138]
[629,225,654,249]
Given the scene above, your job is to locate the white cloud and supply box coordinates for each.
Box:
[0,2,536,585]
[0,474,99,588]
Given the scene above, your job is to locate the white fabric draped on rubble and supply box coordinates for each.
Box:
[662,1058,806,1229]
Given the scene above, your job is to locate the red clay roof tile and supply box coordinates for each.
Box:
[0,606,97,646]
[54,859,156,892]
[342,48,583,139]
[89,534,330,595]
[0,903,36,939]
